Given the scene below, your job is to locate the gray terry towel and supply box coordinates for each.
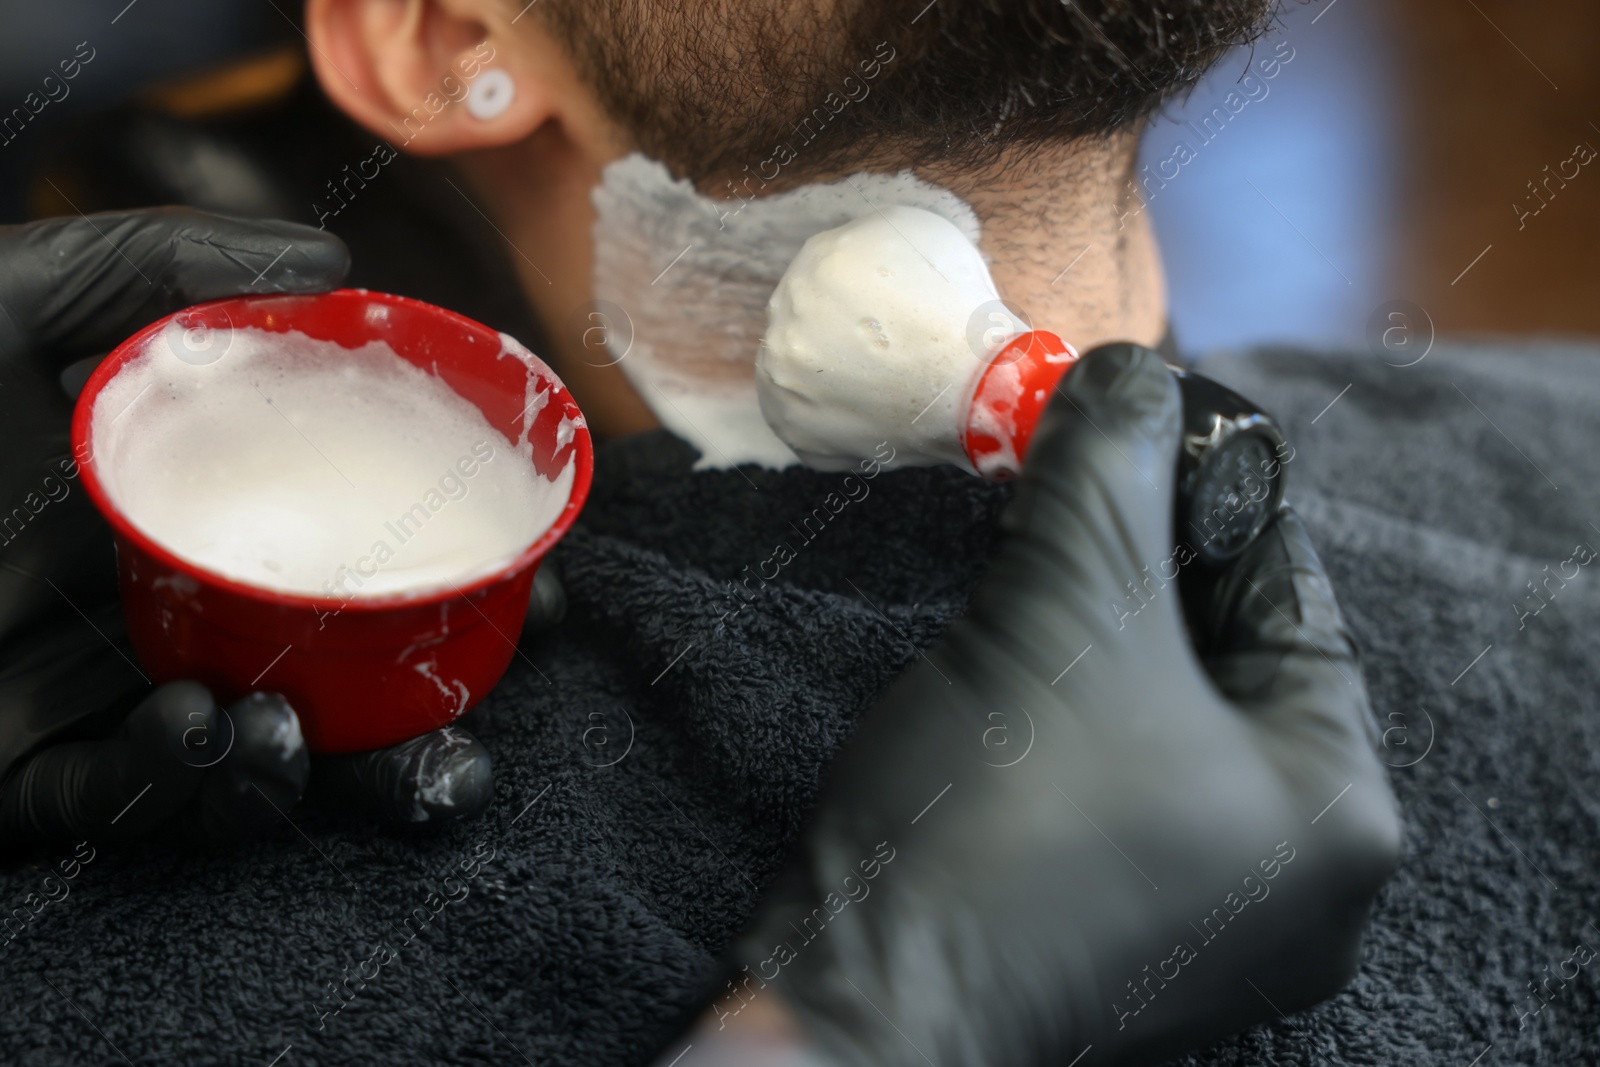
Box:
[0,340,1596,1066]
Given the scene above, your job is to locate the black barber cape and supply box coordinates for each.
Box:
[0,338,1596,1066]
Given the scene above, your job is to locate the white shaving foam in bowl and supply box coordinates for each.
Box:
[91,325,574,599]
[590,153,983,469]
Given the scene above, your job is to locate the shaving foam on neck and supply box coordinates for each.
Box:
[590,153,983,469]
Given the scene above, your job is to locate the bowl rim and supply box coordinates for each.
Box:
[69,287,594,615]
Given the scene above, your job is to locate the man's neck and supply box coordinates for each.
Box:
[928,133,1167,364]
[459,132,1167,444]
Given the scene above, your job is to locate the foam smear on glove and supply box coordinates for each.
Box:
[91,327,572,599]
[758,206,1026,473]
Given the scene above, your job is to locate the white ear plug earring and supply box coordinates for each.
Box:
[466,69,515,121]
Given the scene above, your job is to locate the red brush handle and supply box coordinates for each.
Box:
[961,330,1079,480]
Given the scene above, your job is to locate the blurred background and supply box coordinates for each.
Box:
[1149,0,1600,352]
[0,0,1596,356]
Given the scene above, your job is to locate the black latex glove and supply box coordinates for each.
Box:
[0,209,516,850]
[699,344,1400,1067]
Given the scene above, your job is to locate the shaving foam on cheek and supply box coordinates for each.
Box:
[91,327,573,599]
[590,153,984,469]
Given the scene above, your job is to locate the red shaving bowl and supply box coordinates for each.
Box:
[71,289,592,753]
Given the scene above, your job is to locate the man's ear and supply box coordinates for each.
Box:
[306,0,550,157]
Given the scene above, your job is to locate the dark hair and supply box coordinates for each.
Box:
[535,0,1284,183]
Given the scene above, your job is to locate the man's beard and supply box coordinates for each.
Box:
[535,0,1281,187]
